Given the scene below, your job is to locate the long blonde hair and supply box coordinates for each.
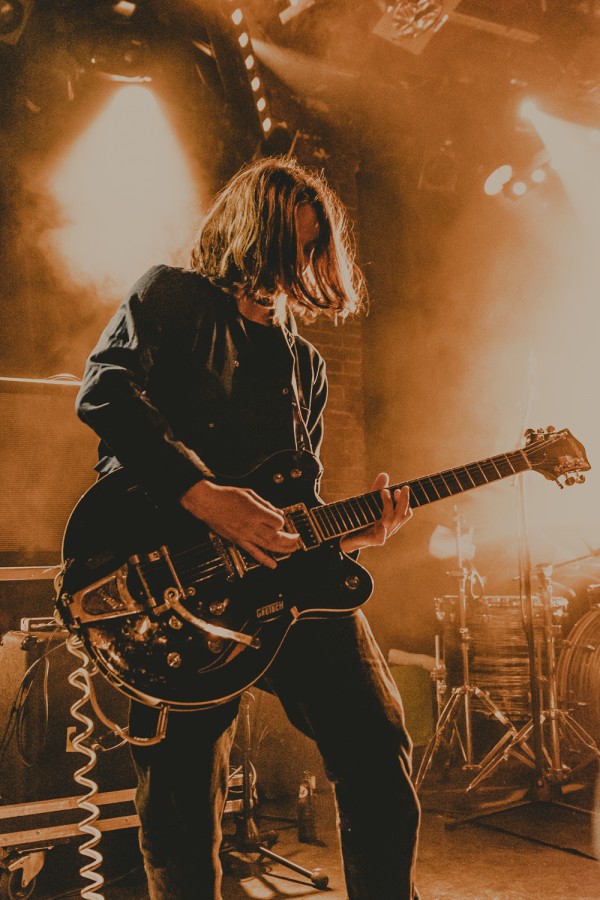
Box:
[190,157,366,321]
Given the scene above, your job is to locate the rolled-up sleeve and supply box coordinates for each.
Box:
[76,266,214,499]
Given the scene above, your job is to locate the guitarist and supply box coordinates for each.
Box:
[76,157,419,900]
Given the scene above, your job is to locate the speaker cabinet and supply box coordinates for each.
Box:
[0,630,134,805]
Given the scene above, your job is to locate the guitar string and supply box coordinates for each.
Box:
[131,439,565,587]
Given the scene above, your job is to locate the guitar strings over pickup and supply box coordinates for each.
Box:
[283,503,324,549]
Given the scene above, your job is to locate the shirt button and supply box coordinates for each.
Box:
[207,422,216,429]
[282,387,290,396]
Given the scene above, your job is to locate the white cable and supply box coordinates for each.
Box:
[65,634,105,900]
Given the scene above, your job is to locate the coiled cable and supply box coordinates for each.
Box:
[65,634,105,900]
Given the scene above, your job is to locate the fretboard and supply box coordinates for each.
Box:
[311,449,531,541]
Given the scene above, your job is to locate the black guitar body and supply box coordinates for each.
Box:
[58,450,373,709]
[57,427,590,710]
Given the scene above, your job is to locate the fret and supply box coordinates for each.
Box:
[310,445,540,542]
[352,496,373,528]
[466,462,489,487]
[436,472,454,497]
[345,499,364,529]
[439,468,462,493]
[421,478,442,503]
[357,494,377,521]
[364,493,383,517]
[485,457,503,479]
[314,504,336,538]
[493,454,516,477]
[409,481,428,507]
[331,502,355,533]
[453,467,476,491]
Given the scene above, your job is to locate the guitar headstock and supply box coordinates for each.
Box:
[524,427,591,487]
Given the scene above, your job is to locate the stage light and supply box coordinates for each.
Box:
[483,164,513,197]
[279,0,315,26]
[0,0,33,45]
[511,180,527,197]
[114,1,136,16]
[524,105,600,236]
[0,1,23,35]
[531,167,547,184]
[519,99,538,121]
[48,85,198,295]
[372,0,457,55]
[225,1,272,142]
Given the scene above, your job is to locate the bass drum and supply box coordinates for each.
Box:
[557,605,600,744]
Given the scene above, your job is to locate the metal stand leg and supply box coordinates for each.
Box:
[447,561,600,830]
[223,692,329,891]
[417,510,526,793]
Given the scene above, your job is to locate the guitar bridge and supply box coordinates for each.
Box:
[65,565,145,625]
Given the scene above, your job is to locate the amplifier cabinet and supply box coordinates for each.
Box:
[0,630,134,806]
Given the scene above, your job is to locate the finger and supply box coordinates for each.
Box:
[388,487,412,534]
[379,486,394,525]
[370,471,389,492]
[272,530,302,552]
[255,507,286,529]
[256,524,301,546]
[370,522,387,546]
[247,490,286,518]
[396,485,412,518]
[238,540,278,569]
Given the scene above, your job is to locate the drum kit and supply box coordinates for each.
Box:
[416,509,600,795]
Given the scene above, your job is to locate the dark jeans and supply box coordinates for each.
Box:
[130,611,421,899]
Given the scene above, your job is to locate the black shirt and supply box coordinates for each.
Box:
[76,265,328,500]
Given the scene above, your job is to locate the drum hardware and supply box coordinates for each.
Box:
[416,509,528,792]
[557,604,600,747]
[466,563,600,795]
[446,462,600,833]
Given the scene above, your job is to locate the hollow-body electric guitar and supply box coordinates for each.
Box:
[56,427,589,711]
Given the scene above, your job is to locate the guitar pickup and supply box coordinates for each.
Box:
[284,504,323,549]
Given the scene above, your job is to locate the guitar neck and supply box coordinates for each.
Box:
[311,448,532,541]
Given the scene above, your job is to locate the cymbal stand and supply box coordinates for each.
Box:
[416,509,525,791]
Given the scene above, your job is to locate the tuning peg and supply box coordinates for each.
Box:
[564,472,587,487]
[545,425,556,433]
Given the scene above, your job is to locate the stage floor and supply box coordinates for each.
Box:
[23,770,600,899]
